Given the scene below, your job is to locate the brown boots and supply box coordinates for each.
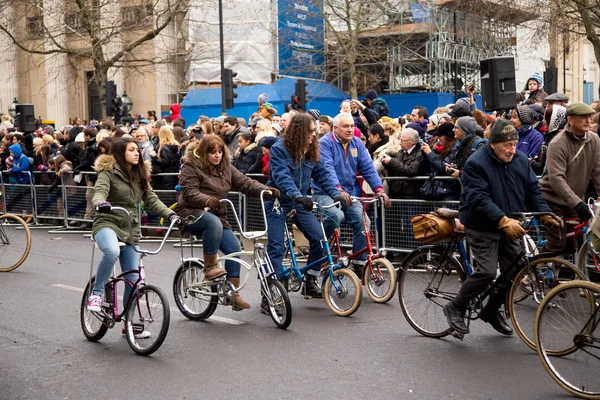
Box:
[203,253,227,280]
[227,277,251,310]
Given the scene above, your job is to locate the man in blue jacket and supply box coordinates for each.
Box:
[312,113,391,274]
[443,119,556,336]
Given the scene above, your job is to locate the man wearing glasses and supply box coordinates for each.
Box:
[312,112,391,277]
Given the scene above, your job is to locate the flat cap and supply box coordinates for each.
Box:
[545,92,569,102]
[566,102,595,116]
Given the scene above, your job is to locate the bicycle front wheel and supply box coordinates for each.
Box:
[173,260,218,320]
[365,258,397,303]
[508,257,585,353]
[125,285,170,356]
[535,280,600,399]
[323,268,362,317]
[80,276,109,342]
[398,246,465,338]
[0,214,32,272]
[266,279,292,329]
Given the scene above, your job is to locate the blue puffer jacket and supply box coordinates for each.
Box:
[267,140,339,202]
[8,144,30,184]
[459,145,550,232]
[311,132,383,195]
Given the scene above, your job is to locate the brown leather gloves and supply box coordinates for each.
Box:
[498,216,526,240]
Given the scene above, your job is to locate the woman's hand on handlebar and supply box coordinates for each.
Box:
[96,201,112,213]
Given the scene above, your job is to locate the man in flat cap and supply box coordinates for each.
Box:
[443,119,554,337]
[540,102,600,253]
[544,92,569,108]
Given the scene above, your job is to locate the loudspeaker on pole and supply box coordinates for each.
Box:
[480,57,516,111]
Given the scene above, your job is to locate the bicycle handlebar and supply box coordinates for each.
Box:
[351,196,380,205]
[219,190,271,240]
[108,206,179,256]
[510,211,561,222]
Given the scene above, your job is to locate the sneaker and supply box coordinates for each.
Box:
[122,324,152,339]
[87,294,102,312]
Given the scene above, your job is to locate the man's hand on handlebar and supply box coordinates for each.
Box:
[576,202,593,222]
[375,189,391,209]
[264,187,281,200]
[498,216,526,240]
[96,201,112,213]
[295,196,313,212]
[540,215,562,229]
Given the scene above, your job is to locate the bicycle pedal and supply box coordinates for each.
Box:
[450,329,465,340]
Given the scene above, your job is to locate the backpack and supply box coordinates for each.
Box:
[471,138,488,152]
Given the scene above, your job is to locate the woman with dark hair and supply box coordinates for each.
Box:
[87,137,178,337]
[175,135,279,309]
[265,113,342,302]
[363,124,392,194]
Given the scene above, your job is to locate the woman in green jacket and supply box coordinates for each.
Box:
[87,137,178,329]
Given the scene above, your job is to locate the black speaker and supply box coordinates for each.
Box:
[480,57,516,111]
[16,104,36,132]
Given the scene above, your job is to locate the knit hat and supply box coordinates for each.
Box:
[566,102,595,116]
[258,93,269,105]
[455,116,479,137]
[365,89,378,100]
[434,122,455,139]
[429,113,450,128]
[490,119,519,143]
[405,122,426,138]
[448,101,471,118]
[75,132,86,143]
[307,109,321,120]
[548,105,567,132]
[515,106,534,125]
[261,136,277,149]
[528,73,544,88]
[528,104,545,122]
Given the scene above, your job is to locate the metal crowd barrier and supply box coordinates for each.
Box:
[0,170,467,252]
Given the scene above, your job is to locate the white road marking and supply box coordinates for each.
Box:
[51,284,245,325]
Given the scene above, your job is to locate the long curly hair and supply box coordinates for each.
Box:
[189,135,231,173]
[111,137,150,194]
[282,113,319,164]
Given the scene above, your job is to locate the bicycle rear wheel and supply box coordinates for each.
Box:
[323,268,362,317]
[535,281,600,399]
[398,246,465,338]
[173,260,218,320]
[365,258,397,303]
[125,284,170,356]
[0,214,32,272]
[578,240,600,283]
[508,257,584,353]
[266,279,292,329]
[80,276,109,342]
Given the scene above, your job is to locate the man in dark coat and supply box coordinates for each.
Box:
[381,127,424,199]
[443,119,556,337]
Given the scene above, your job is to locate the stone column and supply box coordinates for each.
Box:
[0,4,19,116]
[44,0,69,127]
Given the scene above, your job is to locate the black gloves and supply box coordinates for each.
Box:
[576,202,593,222]
[264,187,281,200]
[334,196,350,210]
[96,202,112,213]
[295,196,314,212]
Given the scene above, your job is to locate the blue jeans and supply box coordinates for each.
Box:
[185,211,241,277]
[312,194,368,261]
[265,199,325,279]
[92,228,139,309]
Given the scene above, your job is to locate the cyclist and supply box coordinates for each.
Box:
[265,113,345,300]
[174,135,279,310]
[539,102,600,252]
[443,119,556,336]
[312,113,391,276]
[89,137,179,337]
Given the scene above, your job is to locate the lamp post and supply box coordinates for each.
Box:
[121,92,133,115]
[7,98,18,118]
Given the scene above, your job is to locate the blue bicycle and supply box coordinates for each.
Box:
[277,199,362,317]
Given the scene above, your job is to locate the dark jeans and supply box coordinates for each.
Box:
[453,228,523,311]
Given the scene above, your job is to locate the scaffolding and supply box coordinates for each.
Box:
[328,0,526,94]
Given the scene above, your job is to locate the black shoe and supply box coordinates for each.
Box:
[303,276,323,298]
[260,296,269,315]
[479,310,513,336]
[443,302,470,334]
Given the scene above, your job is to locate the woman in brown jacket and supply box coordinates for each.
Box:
[175,135,279,309]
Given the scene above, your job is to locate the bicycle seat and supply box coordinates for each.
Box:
[436,208,459,219]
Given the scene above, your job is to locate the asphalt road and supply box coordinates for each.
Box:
[0,229,573,400]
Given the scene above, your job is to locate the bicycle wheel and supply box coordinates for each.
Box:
[173,260,218,320]
[323,268,362,317]
[266,279,292,329]
[0,214,32,272]
[578,240,600,283]
[508,256,585,352]
[364,258,397,303]
[535,281,600,399]
[398,246,465,338]
[80,277,109,342]
[125,284,170,356]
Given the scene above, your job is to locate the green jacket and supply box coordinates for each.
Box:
[92,154,175,243]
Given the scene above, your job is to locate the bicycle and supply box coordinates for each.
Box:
[398,209,584,344]
[172,190,292,329]
[0,213,32,272]
[279,199,362,317]
[534,279,600,399]
[329,196,396,303]
[80,207,174,356]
